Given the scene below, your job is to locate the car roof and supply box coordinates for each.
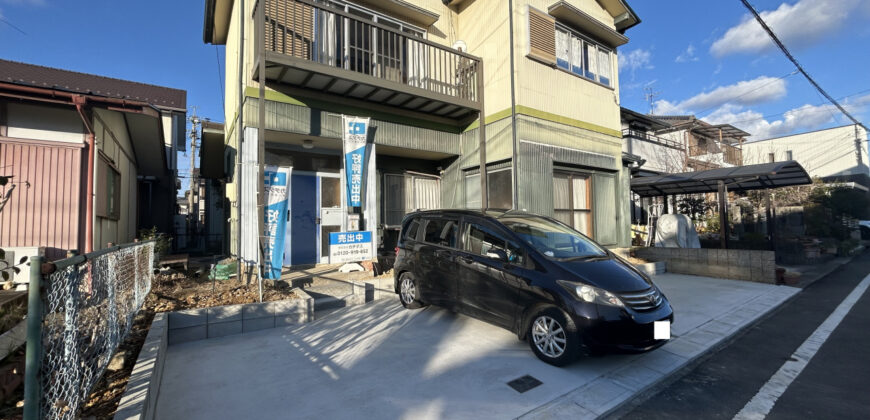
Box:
[405,208,546,221]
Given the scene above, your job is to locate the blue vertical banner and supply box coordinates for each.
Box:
[263,166,291,279]
[342,115,370,208]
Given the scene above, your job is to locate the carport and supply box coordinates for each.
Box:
[630,160,812,248]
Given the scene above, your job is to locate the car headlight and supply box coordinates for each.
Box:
[557,280,624,307]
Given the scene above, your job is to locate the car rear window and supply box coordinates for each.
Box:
[403,219,421,241]
[423,218,458,248]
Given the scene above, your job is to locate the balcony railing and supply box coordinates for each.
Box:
[622,128,684,150]
[259,0,481,110]
[688,143,743,166]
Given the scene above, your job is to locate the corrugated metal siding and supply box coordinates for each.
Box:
[517,140,617,216]
[516,115,621,159]
[592,173,617,246]
[0,139,83,250]
[460,117,513,169]
[245,99,462,155]
[240,127,260,263]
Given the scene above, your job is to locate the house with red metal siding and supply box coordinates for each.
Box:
[0,59,187,279]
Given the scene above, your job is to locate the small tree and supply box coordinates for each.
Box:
[677,196,713,222]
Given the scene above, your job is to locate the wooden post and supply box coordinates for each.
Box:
[663,195,669,214]
[718,180,727,249]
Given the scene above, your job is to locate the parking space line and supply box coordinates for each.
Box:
[733,274,870,420]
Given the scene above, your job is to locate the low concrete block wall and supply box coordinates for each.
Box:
[114,313,167,420]
[167,289,314,345]
[634,247,776,283]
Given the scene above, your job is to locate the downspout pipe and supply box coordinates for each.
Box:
[508,0,519,210]
[237,0,246,282]
[73,95,96,254]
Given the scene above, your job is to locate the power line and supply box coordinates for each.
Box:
[0,15,26,35]
[739,0,868,132]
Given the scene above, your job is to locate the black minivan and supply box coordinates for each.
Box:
[393,209,673,366]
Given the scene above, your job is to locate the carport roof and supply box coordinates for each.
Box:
[630,160,812,197]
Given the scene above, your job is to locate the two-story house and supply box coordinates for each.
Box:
[653,115,747,171]
[202,0,640,268]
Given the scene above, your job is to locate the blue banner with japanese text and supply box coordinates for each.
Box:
[263,166,291,279]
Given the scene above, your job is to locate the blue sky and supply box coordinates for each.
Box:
[619,0,870,140]
[1,0,869,190]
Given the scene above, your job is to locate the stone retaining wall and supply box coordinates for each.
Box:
[633,247,776,283]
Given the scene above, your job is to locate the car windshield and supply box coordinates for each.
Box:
[500,216,607,260]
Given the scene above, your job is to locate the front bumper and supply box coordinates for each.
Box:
[567,300,674,353]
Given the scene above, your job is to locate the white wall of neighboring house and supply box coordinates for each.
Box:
[743,125,869,179]
[5,102,83,143]
[623,138,685,173]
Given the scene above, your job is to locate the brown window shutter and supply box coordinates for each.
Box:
[528,7,556,65]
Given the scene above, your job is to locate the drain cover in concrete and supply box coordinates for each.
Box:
[507,375,543,393]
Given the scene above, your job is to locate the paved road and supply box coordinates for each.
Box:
[616,252,870,420]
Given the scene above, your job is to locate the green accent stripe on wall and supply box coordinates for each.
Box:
[464,105,621,138]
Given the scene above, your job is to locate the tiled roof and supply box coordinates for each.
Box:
[0,59,186,110]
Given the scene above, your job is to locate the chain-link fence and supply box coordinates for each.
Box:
[24,241,154,419]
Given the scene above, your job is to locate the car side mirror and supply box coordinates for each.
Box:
[485,248,508,261]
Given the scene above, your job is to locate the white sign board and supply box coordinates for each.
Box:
[329,231,373,263]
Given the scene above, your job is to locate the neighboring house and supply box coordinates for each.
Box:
[0,59,186,260]
[621,107,684,175]
[742,124,870,190]
[653,115,747,171]
[203,0,640,267]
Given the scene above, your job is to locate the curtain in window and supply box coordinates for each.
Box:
[598,47,611,86]
[555,28,570,70]
[571,36,584,76]
[583,42,597,80]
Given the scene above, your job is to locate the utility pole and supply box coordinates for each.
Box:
[188,108,201,246]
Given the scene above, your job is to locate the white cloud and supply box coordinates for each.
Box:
[652,75,788,115]
[618,48,653,75]
[711,0,860,56]
[703,93,870,139]
[675,44,699,63]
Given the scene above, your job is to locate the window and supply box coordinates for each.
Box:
[502,216,606,260]
[464,168,513,209]
[786,150,793,161]
[552,23,612,87]
[553,172,592,237]
[464,223,524,265]
[768,152,775,163]
[423,218,458,248]
[403,218,420,241]
[96,155,121,220]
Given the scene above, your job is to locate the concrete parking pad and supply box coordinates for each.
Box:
[155,274,798,419]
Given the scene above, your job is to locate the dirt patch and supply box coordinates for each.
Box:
[0,270,301,420]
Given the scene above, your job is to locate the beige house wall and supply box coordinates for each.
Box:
[92,108,139,250]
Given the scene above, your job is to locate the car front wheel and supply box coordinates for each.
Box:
[527,307,579,366]
[398,272,425,309]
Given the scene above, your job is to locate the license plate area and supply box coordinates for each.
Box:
[654,320,671,340]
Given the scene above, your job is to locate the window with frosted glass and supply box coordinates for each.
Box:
[597,47,611,86]
[556,28,571,70]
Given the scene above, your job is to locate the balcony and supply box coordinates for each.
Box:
[622,128,683,150]
[689,143,743,167]
[254,0,482,126]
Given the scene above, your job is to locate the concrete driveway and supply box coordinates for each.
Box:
[155,274,798,419]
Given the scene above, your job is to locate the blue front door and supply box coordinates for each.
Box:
[288,173,317,265]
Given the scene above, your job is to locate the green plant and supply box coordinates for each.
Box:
[677,196,713,222]
[138,227,172,260]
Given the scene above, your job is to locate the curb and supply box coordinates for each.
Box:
[598,261,851,419]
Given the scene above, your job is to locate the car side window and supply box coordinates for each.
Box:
[404,218,420,241]
[423,218,459,248]
[464,223,525,265]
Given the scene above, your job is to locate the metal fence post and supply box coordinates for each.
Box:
[24,255,43,420]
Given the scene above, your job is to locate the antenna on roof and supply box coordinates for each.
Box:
[644,86,661,115]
